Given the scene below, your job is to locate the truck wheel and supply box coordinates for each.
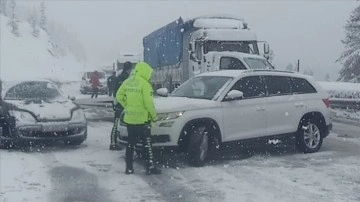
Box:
[188,125,209,167]
[295,117,323,153]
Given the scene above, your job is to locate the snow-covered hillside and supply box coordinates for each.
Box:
[0,15,85,82]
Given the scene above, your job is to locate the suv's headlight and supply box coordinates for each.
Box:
[157,111,184,121]
[11,111,36,123]
[71,109,86,122]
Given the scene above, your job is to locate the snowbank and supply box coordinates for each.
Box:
[0,15,85,82]
[318,81,360,99]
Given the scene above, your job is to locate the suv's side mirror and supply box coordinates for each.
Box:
[156,88,168,97]
[225,90,244,101]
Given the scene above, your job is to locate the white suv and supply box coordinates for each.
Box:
[118,70,333,166]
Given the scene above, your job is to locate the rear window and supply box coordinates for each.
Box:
[291,77,317,94]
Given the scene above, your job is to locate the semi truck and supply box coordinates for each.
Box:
[143,15,272,91]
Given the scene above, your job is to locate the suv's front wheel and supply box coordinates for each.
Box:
[188,125,209,167]
[296,117,323,153]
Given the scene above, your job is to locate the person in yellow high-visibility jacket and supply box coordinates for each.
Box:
[116,61,161,175]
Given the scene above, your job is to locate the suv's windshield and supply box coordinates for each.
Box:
[170,76,233,100]
[244,57,274,69]
[4,81,62,100]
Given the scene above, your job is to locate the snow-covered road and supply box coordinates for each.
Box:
[1,120,360,202]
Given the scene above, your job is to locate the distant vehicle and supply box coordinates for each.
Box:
[118,69,333,167]
[0,80,87,148]
[143,15,271,91]
[80,71,108,94]
[114,54,141,74]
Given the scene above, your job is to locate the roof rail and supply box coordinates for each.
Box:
[249,69,295,74]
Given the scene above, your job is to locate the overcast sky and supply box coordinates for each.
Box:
[21,0,359,80]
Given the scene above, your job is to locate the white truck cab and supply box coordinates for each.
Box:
[199,51,274,74]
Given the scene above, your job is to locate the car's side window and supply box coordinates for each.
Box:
[291,77,317,94]
[230,76,266,98]
[220,57,247,70]
[264,76,292,96]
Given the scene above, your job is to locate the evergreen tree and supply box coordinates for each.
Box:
[39,1,46,31]
[8,0,18,36]
[337,5,360,82]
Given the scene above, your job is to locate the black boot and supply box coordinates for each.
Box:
[125,164,134,174]
[146,166,161,175]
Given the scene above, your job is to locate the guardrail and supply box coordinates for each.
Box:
[329,98,360,110]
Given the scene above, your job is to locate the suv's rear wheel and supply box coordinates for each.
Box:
[296,117,323,153]
[188,125,209,167]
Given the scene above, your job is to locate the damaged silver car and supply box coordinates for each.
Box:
[0,80,87,148]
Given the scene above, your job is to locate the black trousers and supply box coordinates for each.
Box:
[110,106,123,145]
[91,88,98,98]
[126,124,155,169]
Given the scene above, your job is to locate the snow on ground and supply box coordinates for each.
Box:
[0,15,85,82]
[1,123,360,201]
[332,108,360,122]
[0,152,52,202]
[0,122,163,202]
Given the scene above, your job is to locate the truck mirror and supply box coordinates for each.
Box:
[264,43,270,54]
[189,42,195,53]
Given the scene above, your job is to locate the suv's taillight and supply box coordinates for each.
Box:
[322,98,330,108]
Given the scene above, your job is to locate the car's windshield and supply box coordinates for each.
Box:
[170,76,233,100]
[244,57,274,69]
[4,81,62,100]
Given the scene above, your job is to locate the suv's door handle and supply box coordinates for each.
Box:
[256,106,265,111]
[295,103,305,108]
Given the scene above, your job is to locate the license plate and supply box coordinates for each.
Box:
[42,124,68,132]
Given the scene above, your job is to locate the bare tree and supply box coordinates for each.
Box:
[325,73,330,81]
[8,0,18,36]
[28,7,39,37]
[0,0,9,16]
[39,1,46,31]
[286,63,294,71]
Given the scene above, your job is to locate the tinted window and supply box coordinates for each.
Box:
[220,57,246,70]
[171,76,233,100]
[291,77,317,94]
[264,76,291,96]
[231,76,266,98]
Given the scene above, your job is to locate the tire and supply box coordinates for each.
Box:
[295,117,323,153]
[65,138,85,146]
[188,125,209,167]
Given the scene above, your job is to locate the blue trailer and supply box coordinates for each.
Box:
[143,16,269,91]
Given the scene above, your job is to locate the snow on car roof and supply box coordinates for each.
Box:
[196,69,309,79]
